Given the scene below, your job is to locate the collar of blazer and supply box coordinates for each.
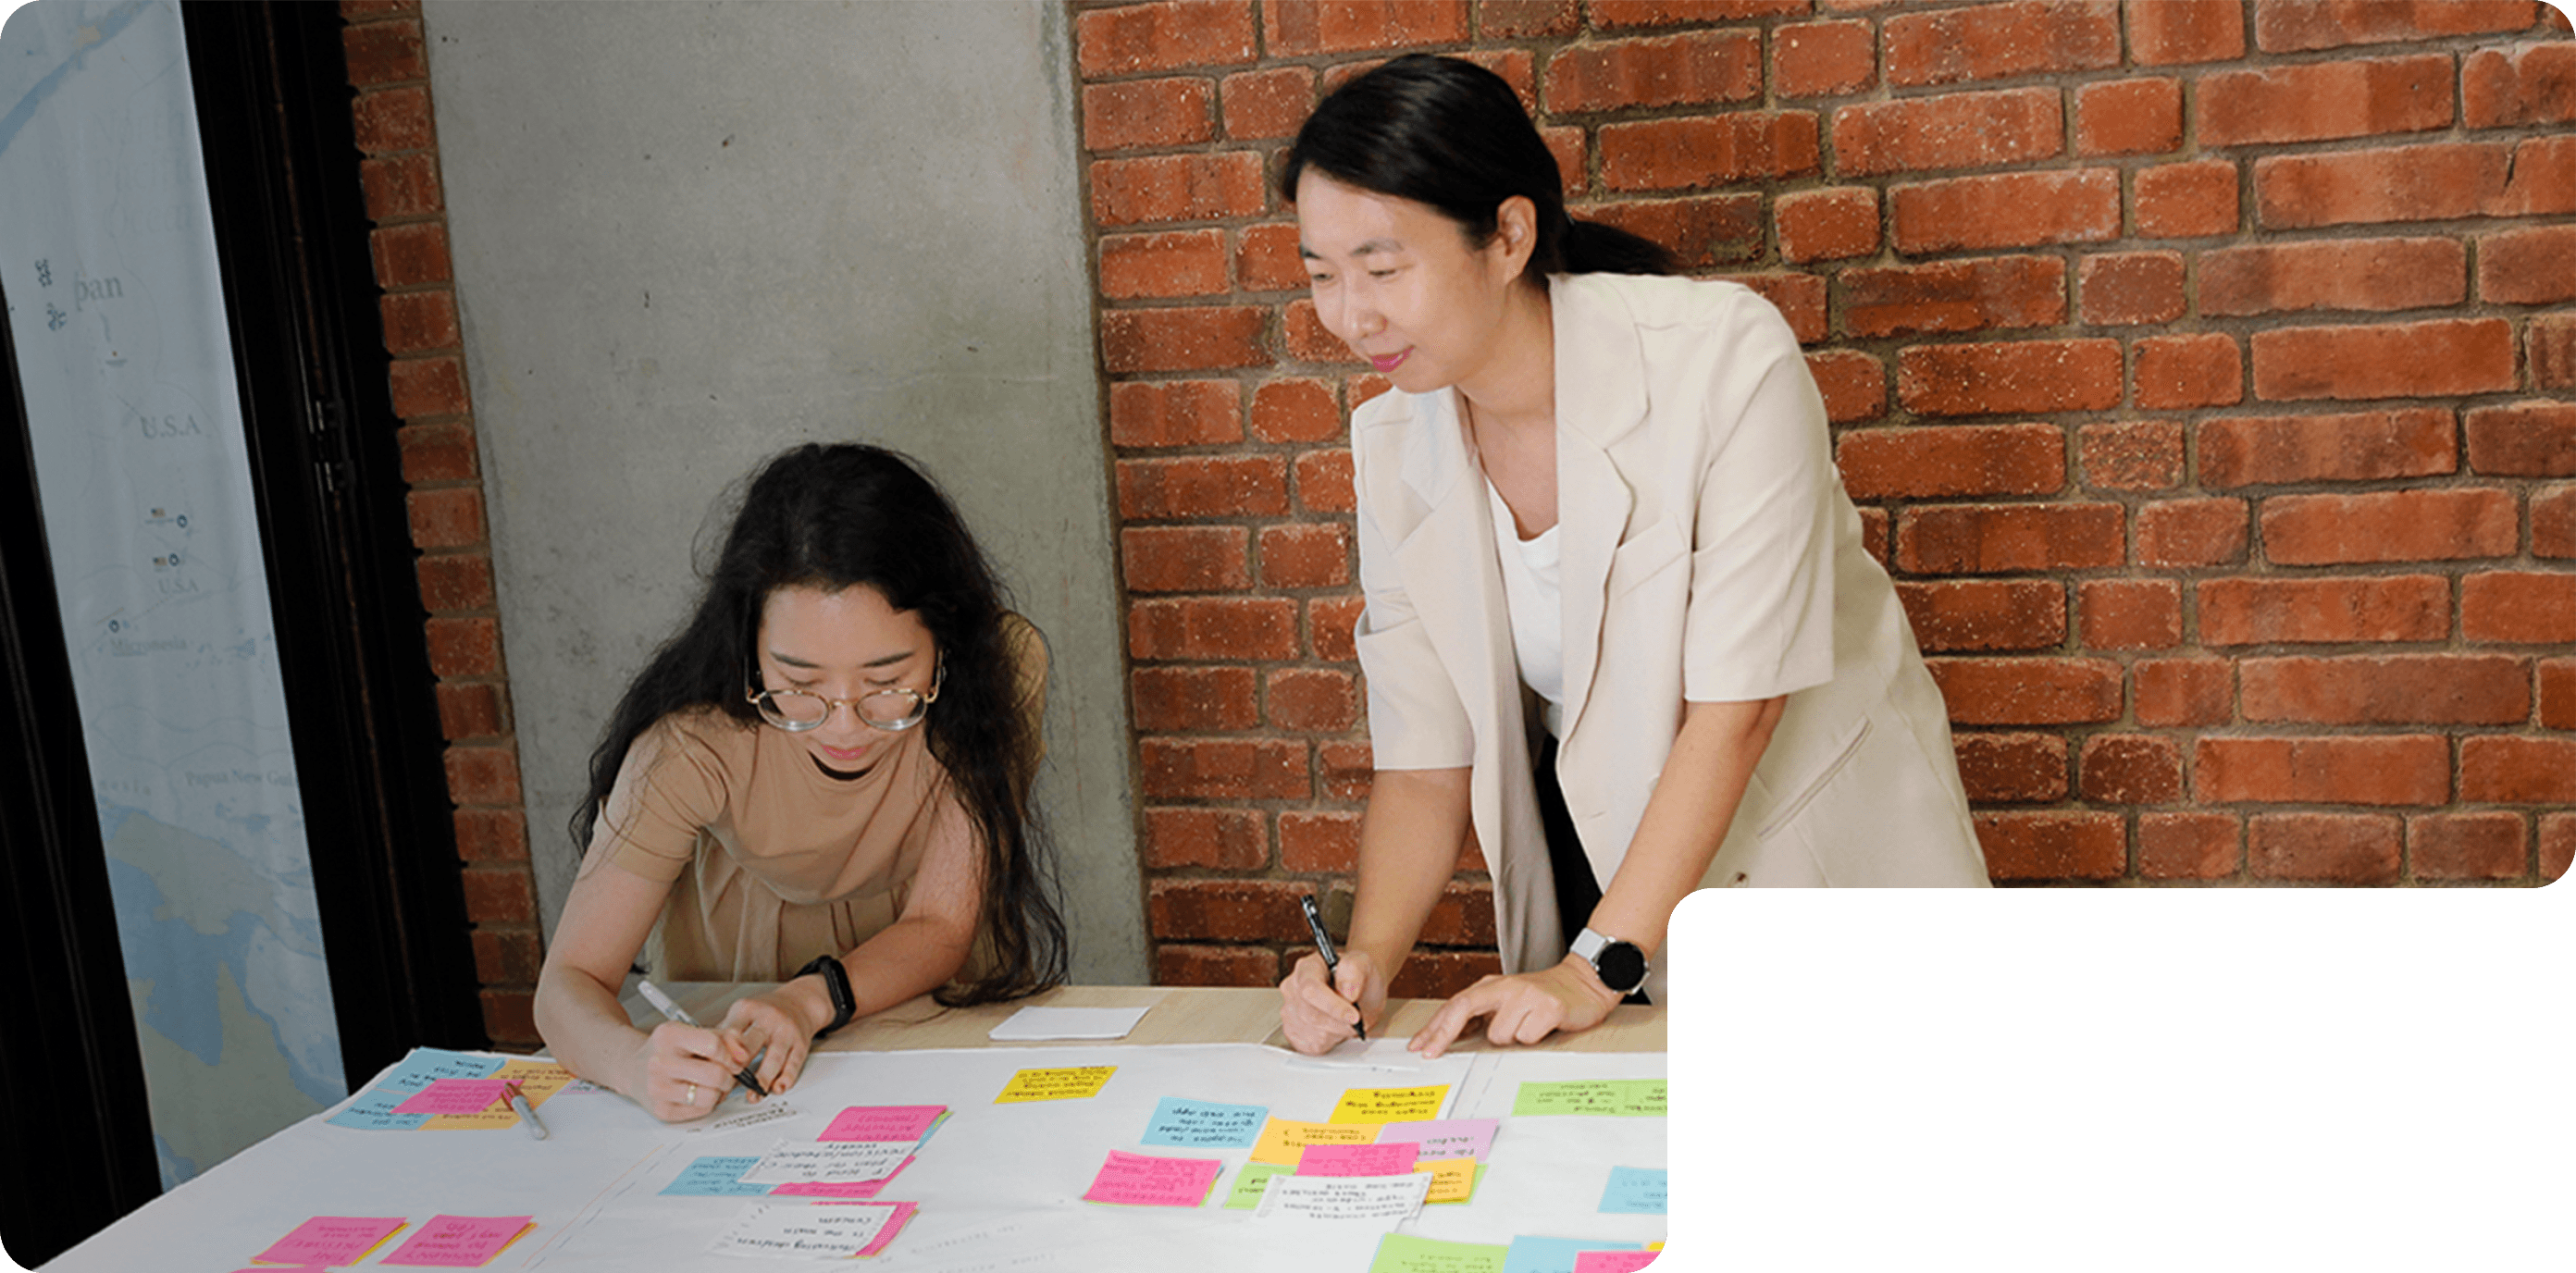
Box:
[1386,274,1657,748]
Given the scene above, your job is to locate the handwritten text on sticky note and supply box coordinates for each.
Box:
[1368,1233,1508,1273]
[253,1217,407,1266]
[1297,1142,1421,1177]
[1250,1117,1379,1165]
[378,1215,533,1267]
[1510,1079,1665,1118]
[821,1104,947,1143]
[1081,1150,1222,1207]
[1376,1117,1498,1161]
[1330,1084,1449,1124]
[994,1065,1117,1103]
[1141,1096,1267,1148]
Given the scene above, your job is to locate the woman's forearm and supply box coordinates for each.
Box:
[1347,766,1475,978]
[533,961,653,1095]
[1591,696,1785,958]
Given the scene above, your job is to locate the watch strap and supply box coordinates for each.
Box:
[1569,927,1650,996]
[797,954,858,1038]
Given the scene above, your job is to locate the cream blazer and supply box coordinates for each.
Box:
[1351,274,1989,1003]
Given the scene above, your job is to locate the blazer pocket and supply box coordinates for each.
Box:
[1606,517,1688,598]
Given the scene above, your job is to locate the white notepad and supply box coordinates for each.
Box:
[986,1004,1154,1041]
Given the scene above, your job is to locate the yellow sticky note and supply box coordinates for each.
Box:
[1329,1084,1449,1124]
[1249,1117,1378,1165]
[421,1058,576,1131]
[994,1065,1117,1104]
[1416,1156,1480,1205]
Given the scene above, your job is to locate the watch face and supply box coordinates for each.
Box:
[1593,941,1648,994]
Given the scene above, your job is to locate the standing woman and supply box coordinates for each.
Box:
[536,443,1066,1120]
[1277,56,1988,1058]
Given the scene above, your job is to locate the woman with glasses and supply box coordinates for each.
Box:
[534,443,1065,1121]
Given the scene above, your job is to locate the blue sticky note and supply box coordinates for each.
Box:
[1597,1167,1666,1215]
[1500,1235,1643,1273]
[328,1047,502,1130]
[326,1087,429,1131]
[662,1156,773,1196]
[1140,1097,1268,1149]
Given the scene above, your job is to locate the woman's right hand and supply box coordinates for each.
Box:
[1279,950,1386,1056]
[630,1020,754,1122]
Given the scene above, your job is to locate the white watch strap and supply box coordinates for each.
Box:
[1570,927,1614,960]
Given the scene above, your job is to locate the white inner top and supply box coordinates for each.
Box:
[1485,476,1566,737]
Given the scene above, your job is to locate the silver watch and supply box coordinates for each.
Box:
[1569,927,1649,996]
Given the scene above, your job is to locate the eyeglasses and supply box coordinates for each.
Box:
[747,657,944,733]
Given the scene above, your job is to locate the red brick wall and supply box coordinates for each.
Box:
[341,0,543,1046]
[1077,0,2576,993]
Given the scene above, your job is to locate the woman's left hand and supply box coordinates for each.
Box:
[715,988,820,1096]
[1409,955,1624,1059]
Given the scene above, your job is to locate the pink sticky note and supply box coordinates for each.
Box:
[820,1104,947,1142]
[233,1267,332,1272]
[1081,1149,1222,1206]
[1574,1251,1661,1273]
[828,1200,919,1258]
[253,1217,407,1266]
[771,1160,909,1200]
[378,1215,534,1267]
[1375,1117,1500,1161]
[390,1079,512,1116]
[1295,1142,1421,1176]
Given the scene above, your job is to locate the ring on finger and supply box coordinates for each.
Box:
[686,1081,698,1106]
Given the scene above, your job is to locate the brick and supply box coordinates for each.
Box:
[396,421,477,485]
[1592,0,1808,23]
[1720,274,1827,345]
[2460,735,2576,803]
[1153,945,1282,988]
[1951,732,2068,802]
[1319,740,1373,802]
[2548,814,2576,883]
[358,152,441,220]
[1894,579,2068,651]
[2076,77,2184,155]
[1974,811,2125,881]
[369,222,450,289]
[2198,575,2451,646]
[388,355,468,417]
[1926,657,2124,724]
[2254,0,2539,52]
[1480,0,1579,38]
[1599,112,1820,191]
[1776,19,1876,98]
[1839,256,2065,339]
[480,989,538,1047]
[2133,160,2240,239]
[1116,455,1288,520]
[2129,0,2249,65]
[1100,307,1269,374]
[1138,739,1310,801]
[460,863,535,924]
[2198,238,2466,315]
[1077,2,1255,76]
[2079,578,2182,649]
[2262,489,2518,565]
[1283,301,1361,365]
[1899,340,2123,416]
[1091,153,1266,227]
[1413,881,1498,946]
[2463,41,2576,128]
[1896,503,2126,574]
[2545,658,2576,728]
[1831,88,2062,178]
[1542,126,1587,194]
[2194,735,2449,805]
[2462,571,2576,643]
[1236,379,1335,445]
[1121,525,1250,592]
[2080,420,2184,490]
[452,808,526,863]
[2540,485,2576,559]
[1388,951,1507,1001]
[1893,169,2122,253]
[1295,449,1354,513]
[1586,195,1766,270]
[2138,812,2242,880]
[1775,187,1877,264]
[1259,523,1351,588]
[1862,507,1889,565]
[436,682,503,740]
[407,487,485,550]
[1084,77,1216,153]
[2240,654,2531,724]
[425,616,500,677]
[352,85,433,155]
[342,18,426,85]
[2250,319,2515,402]
[443,744,523,807]
[1131,666,1259,731]
[1129,597,1298,660]
[1234,223,1306,293]
[2476,224,2576,305]
[1884,0,2121,87]
[1147,879,1316,943]
[1110,379,1242,448]
[2198,55,2453,147]
[1264,0,1469,55]
[1279,810,1361,871]
[2198,409,2457,488]
[2540,313,2576,390]
[2248,813,2402,884]
[1269,668,1358,732]
[1544,30,1762,112]
[2081,734,2184,803]
[2135,658,2234,726]
[1806,351,1886,423]
[2136,497,2249,567]
[2409,812,2531,882]
[1142,807,1268,870]
[1839,425,2063,501]
[1222,67,1314,141]
[1309,595,1364,661]
[340,1,418,20]
[2134,334,2244,411]
[1100,230,1228,300]
[415,552,495,613]
[2252,140,2576,229]
[2078,252,2185,326]
[378,290,458,354]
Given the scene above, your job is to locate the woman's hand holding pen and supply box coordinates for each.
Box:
[631,1020,759,1123]
[1279,949,1387,1055]
[715,989,818,1098]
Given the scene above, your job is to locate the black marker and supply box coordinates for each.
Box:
[1298,894,1365,1042]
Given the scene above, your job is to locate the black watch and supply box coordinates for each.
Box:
[797,954,857,1039]
[1569,927,1650,997]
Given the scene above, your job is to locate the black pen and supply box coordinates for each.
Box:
[638,978,770,1098]
[1298,894,1365,1041]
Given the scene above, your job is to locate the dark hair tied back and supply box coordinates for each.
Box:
[1282,55,1678,278]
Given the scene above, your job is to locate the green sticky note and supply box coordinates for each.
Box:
[1369,1233,1509,1273]
[1224,1161,1291,1210]
[1511,1079,1666,1118]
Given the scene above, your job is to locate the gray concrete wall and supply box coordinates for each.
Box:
[420,0,1144,983]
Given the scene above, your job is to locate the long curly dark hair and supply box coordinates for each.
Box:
[569,442,1067,1006]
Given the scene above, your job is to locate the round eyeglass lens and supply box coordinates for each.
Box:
[858,690,926,729]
